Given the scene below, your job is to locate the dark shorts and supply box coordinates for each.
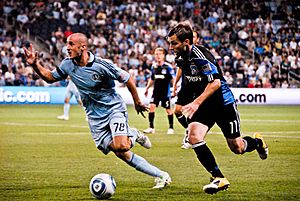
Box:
[188,102,241,139]
[150,95,171,109]
[176,89,193,106]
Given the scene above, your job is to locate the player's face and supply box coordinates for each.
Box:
[154,50,165,63]
[66,35,84,59]
[167,35,186,57]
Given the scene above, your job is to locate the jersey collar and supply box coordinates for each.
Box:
[86,52,95,67]
[71,51,95,67]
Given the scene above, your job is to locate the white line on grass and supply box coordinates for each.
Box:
[1,119,299,128]
[0,122,88,128]
[15,131,300,139]
[243,119,300,123]
[22,132,88,135]
[207,131,300,139]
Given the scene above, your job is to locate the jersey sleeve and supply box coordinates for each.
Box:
[51,59,69,80]
[101,59,130,83]
[168,65,175,78]
[193,58,221,83]
[150,66,155,80]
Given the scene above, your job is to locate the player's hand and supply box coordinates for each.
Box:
[135,103,149,118]
[23,43,38,65]
[182,102,199,119]
[144,89,148,97]
[171,90,177,98]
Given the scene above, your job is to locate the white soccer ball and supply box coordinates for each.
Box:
[89,173,116,200]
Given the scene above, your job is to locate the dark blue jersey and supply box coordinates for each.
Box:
[175,45,234,105]
[150,62,174,98]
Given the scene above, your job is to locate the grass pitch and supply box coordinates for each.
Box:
[0,104,299,201]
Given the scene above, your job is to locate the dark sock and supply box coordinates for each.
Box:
[243,136,260,152]
[175,113,188,129]
[168,114,173,129]
[149,112,154,128]
[193,142,224,178]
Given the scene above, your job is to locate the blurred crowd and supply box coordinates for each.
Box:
[0,0,299,88]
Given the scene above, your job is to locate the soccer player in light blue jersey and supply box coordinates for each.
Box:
[23,33,171,189]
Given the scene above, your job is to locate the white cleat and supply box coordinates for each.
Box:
[143,128,155,134]
[57,115,69,120]
[181,131,191,149]
[153,172,172,189]
[136,130,152,149]
[181,142,192,149]
[167,128,174,134]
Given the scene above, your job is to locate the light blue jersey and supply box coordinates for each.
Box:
[51,52,132,153]
[52,52,130,119]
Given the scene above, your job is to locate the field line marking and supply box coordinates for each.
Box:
[22,132,88,135]
[0,122,88,128]
[6,131,300,139]
[243,120,300,123]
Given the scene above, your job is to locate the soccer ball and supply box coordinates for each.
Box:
[89,173,116,200]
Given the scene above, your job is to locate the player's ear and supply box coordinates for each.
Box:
[183,38,190,45]
[81,44,87,51]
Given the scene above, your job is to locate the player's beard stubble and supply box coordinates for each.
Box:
[73,49,83,64]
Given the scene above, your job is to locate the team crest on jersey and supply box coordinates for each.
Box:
[161,69,167,74]
[190,65,199,75]
[92,73,101,81]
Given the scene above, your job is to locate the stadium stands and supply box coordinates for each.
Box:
[0,0,299,88]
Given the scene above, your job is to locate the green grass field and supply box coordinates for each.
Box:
[0,104,299,201]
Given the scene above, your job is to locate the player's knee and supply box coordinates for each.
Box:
[229,145,244,154]
[111,142,130,152]
[227,138,245,154]
[188,132,204,144]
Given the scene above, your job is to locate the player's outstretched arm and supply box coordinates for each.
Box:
[23,43,57,83]
[126,76,149,118]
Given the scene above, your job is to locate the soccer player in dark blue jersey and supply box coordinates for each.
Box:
[172,30,200,149]
[23,33,171,189]
[144,47,175,134]
[167,22,268,194]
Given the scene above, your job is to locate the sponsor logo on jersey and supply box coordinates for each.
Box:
[185,75,202,82]
[154,74,165,79]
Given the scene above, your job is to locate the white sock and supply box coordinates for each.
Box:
[63,103,70,117]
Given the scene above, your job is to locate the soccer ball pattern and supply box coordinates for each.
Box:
[89,173,116,200]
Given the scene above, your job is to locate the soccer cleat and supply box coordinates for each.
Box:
[181,142,192,149]
[167,128,174,134]
[181,131,192,149]
[136,130,152,149]
[203,177,230,194]
[143,128,155,134]
[253,132,268,160]
[153,172,172,189]
[57,115,69,120]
